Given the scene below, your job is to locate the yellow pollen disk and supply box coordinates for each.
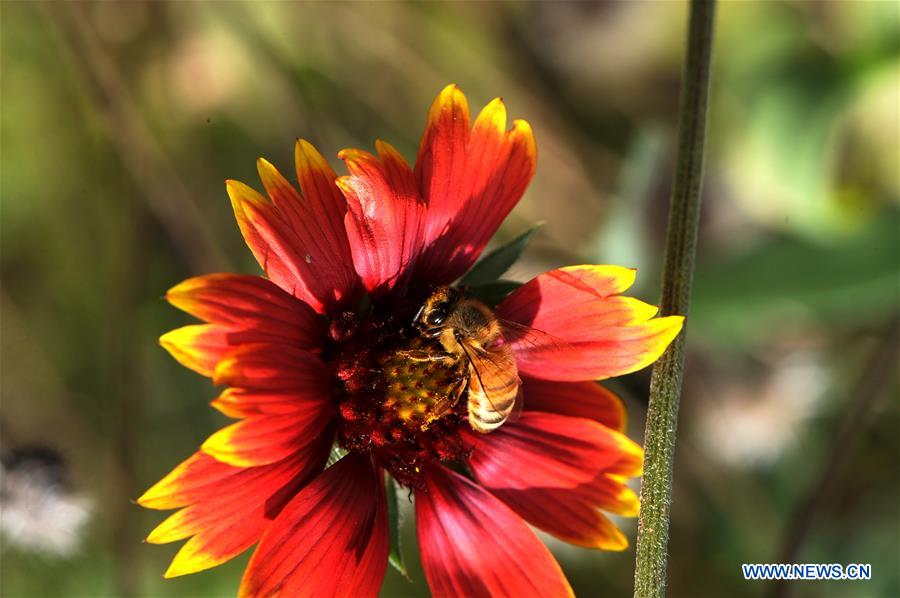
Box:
[378,338,467,430]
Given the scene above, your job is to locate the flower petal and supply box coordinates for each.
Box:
[488,487,630,551]
[159,271,328,377]
[202,344,334,466]
[338,144,425,296]
[141,445,330,578]
[193,344,334,467]
[466,412,642,487]
[522,376,626,432]
[416,464,573,598]
[260,150,360,308]
[414,85,537,285]
[228,156,359,313]
[239,453,388,598]
[139,451,238,511]
[210,387,323,419]
[165,274,324,349]
[159,324,231,377]
[466,412,642,550]
[497,265,684,381]
[294,139,355,261]
[212,344,330,392]
[414,84,471,247]
[201,410,333,468]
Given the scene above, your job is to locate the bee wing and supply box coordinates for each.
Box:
[497,318,574,358]
[460,342,521,433]
[508,384,524,423]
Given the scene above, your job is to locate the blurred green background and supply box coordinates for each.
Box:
[1,1,897,597]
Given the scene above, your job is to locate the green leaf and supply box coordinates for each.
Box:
[325,443,347,468]
[465,280,522,307]
[691,209,900,347]
[461,223,543,286]
[385,475,410,580]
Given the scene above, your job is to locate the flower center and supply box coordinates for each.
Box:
[326,304,472,489]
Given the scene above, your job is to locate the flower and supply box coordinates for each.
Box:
[140,84,683,596]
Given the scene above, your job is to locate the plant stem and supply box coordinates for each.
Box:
[633,1,716,597]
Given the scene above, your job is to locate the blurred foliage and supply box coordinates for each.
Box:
[1,1,897,597]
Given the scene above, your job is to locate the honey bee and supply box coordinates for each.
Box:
[408,286,522,434]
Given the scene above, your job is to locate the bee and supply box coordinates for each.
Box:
[409,286,522,434]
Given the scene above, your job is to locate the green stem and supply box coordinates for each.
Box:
[633,1,716,597]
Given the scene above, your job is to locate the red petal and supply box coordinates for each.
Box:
[228,147,360,313]
[414,85,537,285]
[159,324,232,377]
[466,412,642,485]
[159,273,327,378]
[240,454,388,598]
[139,451,240,511]
[159,322,327,381]
[204,344,334,466]
[260,150,360,310]
[165,274,324,349]
[294,139,355,265]
[194,344,334,467]
[211,387,324,419]
[201,409,333,468]
[522,376,626,432]
[484,485,631,551]
[212,344,330,392]
[414,85,471,247]
[416,464,573,598]
[338,144,425,296]
[497,265,684,381]
[140,443,330,577]
[465,412,640,549]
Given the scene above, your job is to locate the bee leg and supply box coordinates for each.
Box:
[420,405,450,432]
[420,415,438,432]
[393,349,456,365]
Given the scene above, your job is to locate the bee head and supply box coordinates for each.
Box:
[414,286,461,335]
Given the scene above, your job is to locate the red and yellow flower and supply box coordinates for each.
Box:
[140,84,683,596]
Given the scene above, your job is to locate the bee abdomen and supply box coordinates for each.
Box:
[466,361,519,434]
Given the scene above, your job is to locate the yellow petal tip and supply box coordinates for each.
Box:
[163,562,188,579]
[135,491,154,508]
[200,424,255,468]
